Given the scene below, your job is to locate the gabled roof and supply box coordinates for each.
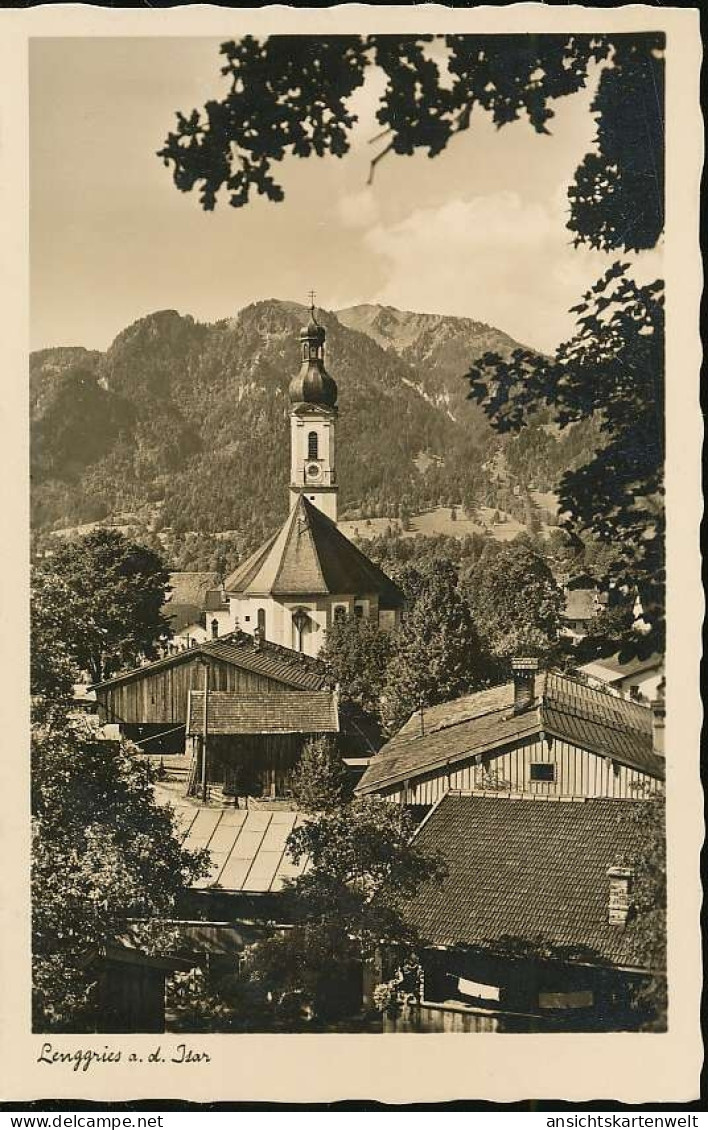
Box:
[356,670,663,795]
[169,801,310,893]
[165,571,221,607]
[224,496,404,609]
[563,588,598,622]
[186,689,339,735]
[406,792,654,969]
[91,632,329,693]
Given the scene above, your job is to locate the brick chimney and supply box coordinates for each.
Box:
[651,677,665,757]
[511,658,539,713]
[607,865,633,925]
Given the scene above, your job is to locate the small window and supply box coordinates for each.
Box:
[354,604,365,619]
[333,605,347,623]
[308,431,319,460]
[211,618,219,640]
[530,763,555,782]
[244,615,250,623]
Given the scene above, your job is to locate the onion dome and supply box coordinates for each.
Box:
[289,306,337,408]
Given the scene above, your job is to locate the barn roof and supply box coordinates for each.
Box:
[224,496,404,609]
[170,801,310,893]
[407,792,655,969]
[356,670,663,795]
[91,632,329,693]
[186,689,339,735]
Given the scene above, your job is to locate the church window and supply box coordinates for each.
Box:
[333,605,347,623]
[211,619,219,640]
[354,603,365,619]
[257,608,266,639]
[308,431,319,460]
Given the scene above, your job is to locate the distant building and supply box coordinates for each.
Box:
[220,308,405,655]
[579,653,665,703]
[391,792,661,1033]
[560,585,605,642]
[356,660,664,805]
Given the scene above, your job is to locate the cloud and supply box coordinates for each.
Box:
[359,191,662,352]
[337,189,381,230]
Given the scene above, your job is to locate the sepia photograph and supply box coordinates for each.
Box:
[2,3,700,1105]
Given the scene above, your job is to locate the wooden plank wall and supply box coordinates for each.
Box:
[97,658,292,725]
[383,737,662,804]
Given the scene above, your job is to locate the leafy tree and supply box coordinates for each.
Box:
[241,796,444,1024]
[35,528,171,682]
[469,268,664,659]
[30,568,94,722]
[290,735,350,813]
[464,538,565,668]
[382,559,486,733]
[627,794,667,1030]
[158,34,662,252]
[319,614,394,719]
[32,720,208,1031]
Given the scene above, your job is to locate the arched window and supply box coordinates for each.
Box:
[333,605,347,624]
[307,431,319,460]
[211,618,219,640]
[257,608,266,640]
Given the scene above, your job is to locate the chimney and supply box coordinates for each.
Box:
[606,865,633,925]
[511,658,539,713]
[651,677,665,757]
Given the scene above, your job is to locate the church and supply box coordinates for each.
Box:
[216,307,405,656]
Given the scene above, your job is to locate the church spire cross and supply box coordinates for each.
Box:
[308,290,317,318]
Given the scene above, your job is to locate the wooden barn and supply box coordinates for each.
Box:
[356,660,665,805]
[91,632,330,757]
[388,791,661,1033]
[185,687,340,799]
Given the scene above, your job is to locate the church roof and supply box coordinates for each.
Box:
[224,496,405,609]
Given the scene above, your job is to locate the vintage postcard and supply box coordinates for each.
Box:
[0,3,702,1106]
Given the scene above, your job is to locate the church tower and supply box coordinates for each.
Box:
[288,303,338,523]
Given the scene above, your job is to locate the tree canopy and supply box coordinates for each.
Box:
[34,528,171,683]
[159,33,663,254]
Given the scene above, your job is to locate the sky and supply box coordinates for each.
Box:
[30,36,662,355]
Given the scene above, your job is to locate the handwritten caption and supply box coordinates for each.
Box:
[37,1043,211,1073]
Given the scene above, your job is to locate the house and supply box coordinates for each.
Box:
[91,631,330,756]
[355,659,664,806]
[219,307,405,654]
[390,791,661,1033]
[162,573,230,651]
[560,586,604,642]
[579,652,665,702]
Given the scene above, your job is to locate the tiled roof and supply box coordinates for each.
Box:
[563,588,598,622]
[170,801,309,893]
[407,792,653,968]
[165,572,221,607]
[91,632,329,692]
[204,589,229,612]
[186,689,339,735]
[224,496,405,609]
[356,670,663,794]
[164,603,203,634]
